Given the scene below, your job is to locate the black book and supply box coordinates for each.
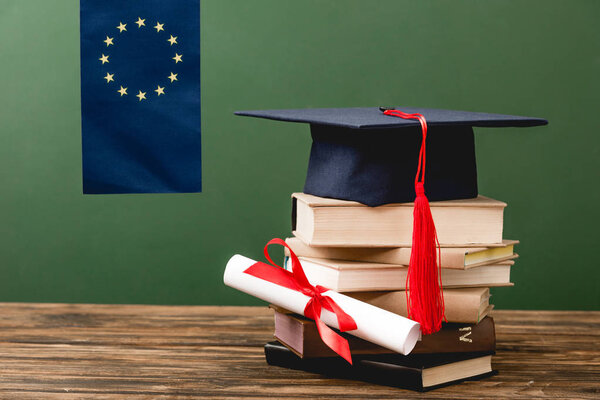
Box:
[264,341,497,392]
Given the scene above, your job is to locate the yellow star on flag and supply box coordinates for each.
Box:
[117,22,127,33]
[117,86,128,96]
[154,22,164,32]
[135,17,145,28]
[168,72,178,83]
[155,85,165,96]
[167,35,178,45]
[136,90,147,101]
[104,36,114,47]
[99,54,109,64]
[104,72,114,83]
[173,53,183,63]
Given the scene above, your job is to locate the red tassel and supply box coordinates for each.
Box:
[382,108,445,335]
[407,182,445,334]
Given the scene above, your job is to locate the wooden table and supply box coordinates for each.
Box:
[0,304,597,399]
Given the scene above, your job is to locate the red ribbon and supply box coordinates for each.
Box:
[243,238,357,364]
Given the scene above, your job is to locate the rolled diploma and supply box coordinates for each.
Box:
[224,254,421,355]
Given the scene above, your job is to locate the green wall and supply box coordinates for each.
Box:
[0,0,598,309]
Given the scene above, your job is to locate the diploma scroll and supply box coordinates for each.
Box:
[224,254,421,355]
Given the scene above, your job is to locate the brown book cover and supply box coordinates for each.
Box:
[273,308,496,358]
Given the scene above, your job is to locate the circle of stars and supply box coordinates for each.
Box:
[99,18,182,102]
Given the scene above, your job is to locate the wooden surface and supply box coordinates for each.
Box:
[0,304,597,399]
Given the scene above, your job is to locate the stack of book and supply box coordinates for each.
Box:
[265,192,518,391]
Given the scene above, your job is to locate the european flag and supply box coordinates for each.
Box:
[80,0,201,194]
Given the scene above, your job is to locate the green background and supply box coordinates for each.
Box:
[0,0,598,309]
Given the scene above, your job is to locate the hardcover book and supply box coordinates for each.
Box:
[349,287,493,323]
[284,256,513,292]
[264,341,496,391]
[292,192,506,247]
[285,237,518,269]
[273,309,496,357]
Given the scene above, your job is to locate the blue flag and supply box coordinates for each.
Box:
[80,0,201,194]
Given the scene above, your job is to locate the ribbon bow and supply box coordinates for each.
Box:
[243,238,358,364]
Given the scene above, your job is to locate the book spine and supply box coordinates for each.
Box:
[414,317,496,354]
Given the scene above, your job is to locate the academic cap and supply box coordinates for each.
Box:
[235,107,547,207]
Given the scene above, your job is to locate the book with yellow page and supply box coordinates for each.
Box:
[285,237,518,270]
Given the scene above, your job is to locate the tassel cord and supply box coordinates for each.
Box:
[383,109,446,334]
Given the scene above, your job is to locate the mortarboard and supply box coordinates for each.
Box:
[235,106,547,335]
[235,107,547,207]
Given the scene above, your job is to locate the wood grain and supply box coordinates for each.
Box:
[0,304,597,399]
